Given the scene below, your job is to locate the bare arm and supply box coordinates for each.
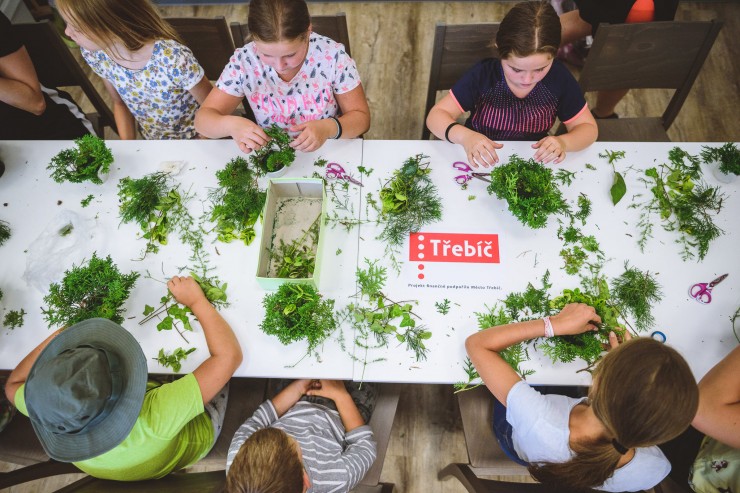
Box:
[426,93,503,167]
[466,303,600,405]
[307,379,364,431]
[560,107,598,152]
[560,10,594,46]
[693,345,740,448]
[195,87,269,152]
[0,46,46,115]
[5,329,63,404]
[270,379,314,417]
[102,79,137,140]
[189,75,213,105]
[168,276,243,404]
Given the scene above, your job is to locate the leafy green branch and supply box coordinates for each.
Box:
[154,347,196,372]
[47,135,113,184]
[701,142,740,176]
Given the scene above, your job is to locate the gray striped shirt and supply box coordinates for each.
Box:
[226,400,377,492]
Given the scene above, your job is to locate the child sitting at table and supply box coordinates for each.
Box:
[55,0,212,140]
[426,1,598,167]
[225,379,377,492]
[195,0,370,154]
[466,303,698,491]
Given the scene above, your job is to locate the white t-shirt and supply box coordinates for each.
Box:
[506,381,671,492]
[215,33,361,133]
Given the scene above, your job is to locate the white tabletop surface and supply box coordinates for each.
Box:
[1,138,737,385]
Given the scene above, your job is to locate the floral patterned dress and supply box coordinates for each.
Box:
[82,39,204,139]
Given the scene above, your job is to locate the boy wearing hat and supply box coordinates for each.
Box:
[4,276,243,480]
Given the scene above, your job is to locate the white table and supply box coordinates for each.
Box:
[1,139,737,385]
[0,139,363,379]
[356,140,739,385]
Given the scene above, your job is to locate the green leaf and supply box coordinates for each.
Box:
[283,303,296,315]
[395,334,405,343]
[610,172,627,205]
[143,304,155,316]
[157,316,173,331]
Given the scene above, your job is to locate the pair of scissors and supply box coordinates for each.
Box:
[325,162,363,186]
[452,161,492,185]
[689,273,728,304]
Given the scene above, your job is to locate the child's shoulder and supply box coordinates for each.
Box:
[308,32,351,58]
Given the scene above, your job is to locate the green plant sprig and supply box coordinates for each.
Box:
[209,157,266,245]
[633,147,725,260]
[377,154,443,246]
[154,347,196,372]
[3,308,26,330]
[701,143,740,176]
[271,214,320,279]
[260,283,337,364]
[610,263,662,333]
[249,124,296,175]
[0,220,10,247]
[118,172,194,257]
[435,299,451,315]
[599,149,627,205]
[42,253,139,327]
[487,154,569,229]
[47,135,113,184]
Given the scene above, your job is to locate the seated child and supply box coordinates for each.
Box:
[426,1,598,166]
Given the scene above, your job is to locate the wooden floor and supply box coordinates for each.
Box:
[3,2,740,492]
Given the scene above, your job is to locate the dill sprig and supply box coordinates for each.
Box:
[611,263,662,333]
[634,147,725,260]
[487,154,569,229]
[701,142,740,176]
[260,283,337,363]
[377,154,443,246]
[47,135,113,184]
[249,124,296,175]
[42,253,139,327]
[209,157,266,245]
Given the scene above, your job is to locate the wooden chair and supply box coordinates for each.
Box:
[354,383,400,492]
[229,13,352,56]
[166,17,236,82]
[422,22,500,139]
[579,20,722,142]
[12,20,117,137]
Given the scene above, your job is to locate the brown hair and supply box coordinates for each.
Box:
[496,1,561,59]
[225,428,304,493]
[247,0,311,43]
[529,338,698,491]
[55,0,182,58]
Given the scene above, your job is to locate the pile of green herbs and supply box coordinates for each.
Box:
[260,283,337,364]
[250,124,295,175]
[271,214,320,279]
[209,156,266,245]
[455,266,662,391]
[141,272,229,343]
[118,172,195,257]
[486,155,570,229]
[376,154,443,246]
[48,135,113,184]
[701,142,740,176]
[634,147,725,260]
[339,259,431,380]
[42,253,139,327]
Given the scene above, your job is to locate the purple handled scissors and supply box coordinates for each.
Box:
[325,162,363,187]
[689,273,728,304]
[452,161,492,185]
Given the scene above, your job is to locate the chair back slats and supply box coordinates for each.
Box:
[167,16,236,81]
[422,23,500,139]
[13,21,117,135]
[229,13,352,57]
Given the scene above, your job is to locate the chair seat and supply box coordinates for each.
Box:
[0,413,48,466]
[596,117,671,142]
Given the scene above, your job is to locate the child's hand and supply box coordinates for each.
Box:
[550,302,601,336]
[230,119,270,154]
[167,276,207,309]
[532,136,566,164]
[289,119,334,152]
[306,379,349,402]
[460,130,503,168]
[607,329,632,350]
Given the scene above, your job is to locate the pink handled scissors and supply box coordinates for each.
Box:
[325,162,363,187]
[452,161,492,185]
[689,273,728,304]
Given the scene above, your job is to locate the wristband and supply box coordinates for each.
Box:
[329,116,342,139]
[543,316,555,338]
[445,122,460,143]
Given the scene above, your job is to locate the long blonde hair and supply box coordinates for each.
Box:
[56,0,182,58]
[529,338,698,491]
[226,427,304,493]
